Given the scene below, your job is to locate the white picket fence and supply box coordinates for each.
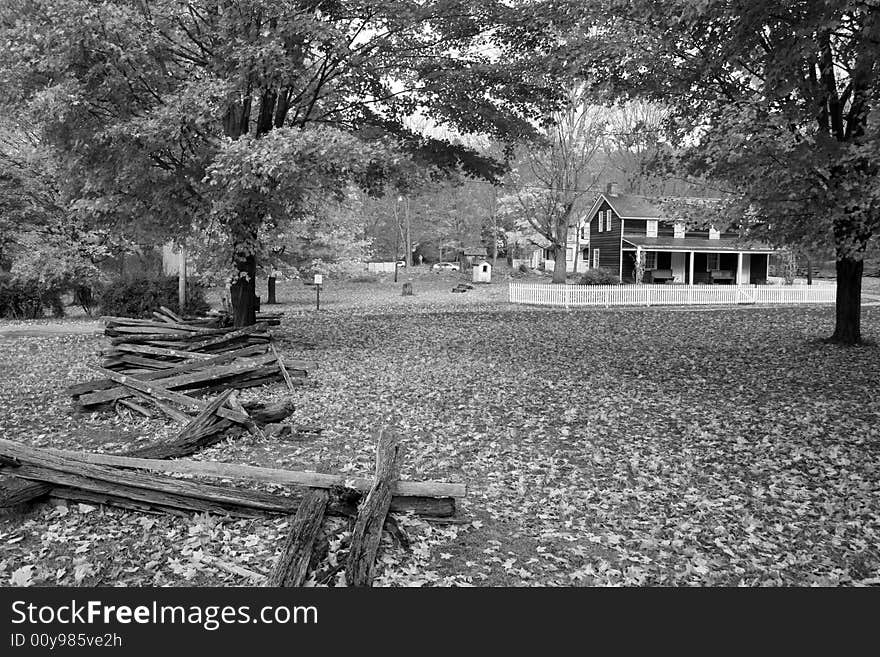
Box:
[508,282,836,308]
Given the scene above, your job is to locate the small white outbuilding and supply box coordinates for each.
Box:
[472,259,492,283]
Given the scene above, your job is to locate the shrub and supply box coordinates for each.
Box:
[0,273,65,319]
[518,263,531,274]
[98,274,210,318]
[578,268,620,285]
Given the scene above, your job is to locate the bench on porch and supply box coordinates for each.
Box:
[649,268,675,283]
[710,269,735,284]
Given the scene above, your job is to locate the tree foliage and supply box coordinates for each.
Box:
[1,0,559,323]
[563,0,880,342]
[500,87,606,282]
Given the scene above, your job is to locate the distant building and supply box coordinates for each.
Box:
[585,189,774,284]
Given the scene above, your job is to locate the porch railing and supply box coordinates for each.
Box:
[508,282,836,308]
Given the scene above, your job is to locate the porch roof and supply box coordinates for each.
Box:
[622,235,775,254]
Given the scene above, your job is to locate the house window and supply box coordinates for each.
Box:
[566,248,574,261]
[644,251,657,269]
[605,211,612,232]
[597,211,604,233]
[580,225,587,241]
[709,228,720,240]
[707,253,720,270]
[593,248,600,268]
[646,220,658,238]
[674,222,685,239]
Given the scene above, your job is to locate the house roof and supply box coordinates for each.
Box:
[605,194,663,219]
[622,235,775,254]
[585,193,663,220]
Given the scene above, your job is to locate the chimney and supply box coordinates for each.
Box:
[605,182,619,195]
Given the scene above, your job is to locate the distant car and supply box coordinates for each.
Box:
[432,262,460,272]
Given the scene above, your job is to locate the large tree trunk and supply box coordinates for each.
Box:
[552,247,567,284]
[828,255,862,345]
[230,222,258,328]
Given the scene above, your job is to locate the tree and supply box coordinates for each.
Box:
[505,87,606,283]
[570,0,880,343]
[1,0,556,325]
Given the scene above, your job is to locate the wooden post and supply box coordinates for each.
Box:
[346,430,403,586]
[688,251,695,285]
[177,246,186,314]
[736,252,744,285]
[267,270,277,304]
[269,489,329,586]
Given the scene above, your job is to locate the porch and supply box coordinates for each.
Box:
[621,240,772,285]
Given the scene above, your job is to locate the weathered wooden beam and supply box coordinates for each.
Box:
[347,430,404,586]
[99,369,205,411]
[28,446,465,499]
[114,344,214,360]
[185,324,268,352]
[77,353,285,406]
[116,398,155,419]
[270,343,297,392]
[244,398,296,425]
[159,306,185,323]
[0,442,297,514]
[66,344,272,398]
[0,479,51,510]
[268,489,329,587]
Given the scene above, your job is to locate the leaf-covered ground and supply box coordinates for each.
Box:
[2,274,879,586]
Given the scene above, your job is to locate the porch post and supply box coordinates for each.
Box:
[688,251,695,285]
[736,252,743,285]
[636,246,643,284]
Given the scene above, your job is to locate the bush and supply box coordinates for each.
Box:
[0,273,65,319]
[578,268,620,285]
[518,263,531,274]
[98,275,210,318]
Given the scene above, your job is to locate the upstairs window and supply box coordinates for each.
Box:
[605,211,612,232]
[674,222,685,239]
[597,211,604,233]
[646,220,658,238]
[709,228,720,240]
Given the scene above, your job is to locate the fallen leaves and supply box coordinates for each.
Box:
[1,280,879,586]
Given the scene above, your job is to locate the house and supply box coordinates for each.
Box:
[522,223,590,273]
[586,188,774,284]
[461,246,488,268]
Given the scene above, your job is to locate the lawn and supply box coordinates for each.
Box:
[1,274,879,586]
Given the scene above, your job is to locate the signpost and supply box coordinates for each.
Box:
[313,274,323,311]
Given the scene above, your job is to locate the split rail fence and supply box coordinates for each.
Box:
[508,282,836,308]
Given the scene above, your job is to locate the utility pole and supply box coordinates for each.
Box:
[404,196,412,267]
[177,245,186,314]
[393,196,401,283]
[490,186,498,269]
